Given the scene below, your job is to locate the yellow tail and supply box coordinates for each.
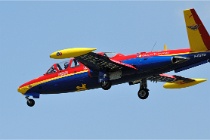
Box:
[184,8,210,52]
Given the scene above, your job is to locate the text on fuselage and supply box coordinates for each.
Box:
[194,53,206,58]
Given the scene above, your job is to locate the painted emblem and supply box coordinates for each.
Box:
[189,14,193,18]
[56,52,62,56]
[76,84,87,91]
[187,24,200,31]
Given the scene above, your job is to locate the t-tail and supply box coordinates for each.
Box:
[184,8,210,52]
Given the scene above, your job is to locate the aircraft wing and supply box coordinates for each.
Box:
[49,47,137,72]
[75,52,137,72]
[147,74,206,89]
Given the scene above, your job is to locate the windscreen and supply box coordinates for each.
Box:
[46,65,56,74]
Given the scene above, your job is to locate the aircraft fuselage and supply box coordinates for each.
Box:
[18,49,210,99]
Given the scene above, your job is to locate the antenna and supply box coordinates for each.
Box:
[164,44,168,51]
[151,41,157,52]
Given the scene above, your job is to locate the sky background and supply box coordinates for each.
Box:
[1,1,210,139]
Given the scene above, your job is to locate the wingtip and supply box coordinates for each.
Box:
[163,78,207,89]
[193,78,207,83]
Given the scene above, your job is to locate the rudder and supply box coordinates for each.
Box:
[184,8,210,52]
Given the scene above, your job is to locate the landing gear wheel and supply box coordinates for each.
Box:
[26,99,35,107]
[101,81,112,90]
[138,89,149,99]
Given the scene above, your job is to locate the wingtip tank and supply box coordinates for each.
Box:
[163,78,207,89]
[50,48,97,59]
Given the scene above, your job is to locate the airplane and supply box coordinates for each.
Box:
[18,8,210,107]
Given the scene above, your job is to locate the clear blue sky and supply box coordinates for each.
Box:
[1,1,210,139]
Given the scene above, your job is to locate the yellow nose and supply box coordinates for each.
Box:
[17,86,29,94]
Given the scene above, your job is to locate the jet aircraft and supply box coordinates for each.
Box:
[18,8,210,107]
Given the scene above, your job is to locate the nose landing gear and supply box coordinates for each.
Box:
[25,96,35,107]
[138,79,149,99]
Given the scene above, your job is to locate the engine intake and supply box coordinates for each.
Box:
[171,56,189,64]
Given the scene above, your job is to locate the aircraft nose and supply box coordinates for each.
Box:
[17,86,29,95]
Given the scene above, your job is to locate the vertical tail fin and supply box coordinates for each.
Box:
[184,8,210,52]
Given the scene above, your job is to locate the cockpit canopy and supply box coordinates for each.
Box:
[46,59,80,74]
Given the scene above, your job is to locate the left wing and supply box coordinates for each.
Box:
[75,52,137,72]
[50,48,137,72]
[147,74,206,89]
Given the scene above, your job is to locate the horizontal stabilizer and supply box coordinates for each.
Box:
[163,78,206,89]
[50,48,97,59]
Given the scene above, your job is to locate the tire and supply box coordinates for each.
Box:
[101,81,112,90]
[138,89,149,99]
[27,99,35,107]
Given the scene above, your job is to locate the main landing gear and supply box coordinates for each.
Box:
[101,80,112,90]
[25,96,35,107]
[99,72,112,90]
[138,79,149,99]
